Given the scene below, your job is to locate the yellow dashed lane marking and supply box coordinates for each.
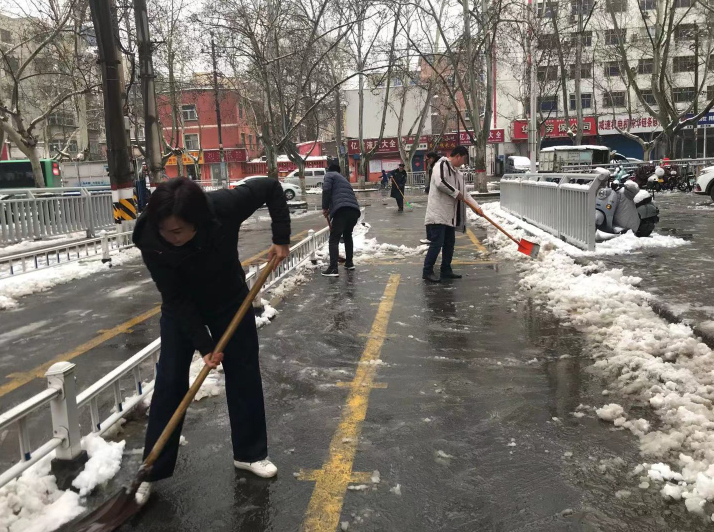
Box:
[466,228,488,253]
[301,274,400,532]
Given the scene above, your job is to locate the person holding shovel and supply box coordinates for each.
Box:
[132,177,290,505]
[390,163,408,212]
[423,145,483,283]
[321,163,361,277]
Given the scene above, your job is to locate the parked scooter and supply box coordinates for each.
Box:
[595,169,660,239]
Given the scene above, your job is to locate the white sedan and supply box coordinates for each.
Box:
[694,166,714,201]
[231,175,302,200]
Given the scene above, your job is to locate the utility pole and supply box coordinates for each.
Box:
[694,27,699,157]
[89,0,136,223]
[528,0,537,173]
[210,34,227,188]
[134,0,163,185]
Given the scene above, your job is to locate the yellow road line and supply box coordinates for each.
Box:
[0,306,161,397]
[466,228,488,253]
[242,229,311,266]
[301,274,400,532]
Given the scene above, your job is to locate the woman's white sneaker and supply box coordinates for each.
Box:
[234,458,278,478]
[135,481,152,505]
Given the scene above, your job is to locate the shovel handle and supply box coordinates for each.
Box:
[462,198,521,246]
[143,255,280,469]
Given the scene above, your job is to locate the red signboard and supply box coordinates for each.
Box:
[347,135,430,155]
[511,117,597,140]
[203,148,247,164]
[435,130,505,150]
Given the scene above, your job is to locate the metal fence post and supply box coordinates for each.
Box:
[100,230,110,263]
[84,188,95,238]
[46,362,83,460]
[308,229,316,264]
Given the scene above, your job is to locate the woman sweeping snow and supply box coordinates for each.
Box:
[132,177,290,504]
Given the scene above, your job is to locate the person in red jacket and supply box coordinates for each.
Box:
[132,177,290,504]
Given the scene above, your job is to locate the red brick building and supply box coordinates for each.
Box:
[157,87,262,181]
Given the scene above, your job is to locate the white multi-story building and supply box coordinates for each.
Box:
[490,0,714,163]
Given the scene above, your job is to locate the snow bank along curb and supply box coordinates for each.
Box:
[0,434,124,532]
[472,203,714,521]
[0,248,142,311]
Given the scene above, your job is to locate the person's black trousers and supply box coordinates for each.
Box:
[423,224,456,276]
[329,207,361,268]
[143,295,266,481]
[394,194,404,211]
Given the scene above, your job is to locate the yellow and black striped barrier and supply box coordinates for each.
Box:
[113,194,137,222]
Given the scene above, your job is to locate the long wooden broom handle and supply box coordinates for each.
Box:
[462,198,521,246]
[143,255,280,468]
[390,176,407,200]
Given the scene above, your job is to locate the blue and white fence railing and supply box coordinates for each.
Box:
[0,223,334,489]
[500,172,608,251]
[0,187,114,244]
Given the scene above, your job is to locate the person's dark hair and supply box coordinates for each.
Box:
[146,177,210,228]
[426,151,440,162]
[328,163,341,172]
[451,145,468,157]
[398,162,405,167]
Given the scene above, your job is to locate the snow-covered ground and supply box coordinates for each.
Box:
[0,232,90,257]
[473,202,714,521]
[0,434,125,532]
[0,249,142,311]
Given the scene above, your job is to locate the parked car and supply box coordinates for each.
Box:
[231,175,301,200]
[284,167,326,188]
[694,166,714,200]
[504,156,531,173]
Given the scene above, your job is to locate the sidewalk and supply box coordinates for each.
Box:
[73,202,702,531]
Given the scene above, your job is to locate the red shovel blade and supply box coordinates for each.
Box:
[517,239,540,258]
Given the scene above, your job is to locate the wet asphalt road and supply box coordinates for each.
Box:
[592,191,714,334]
[3,190,710,531]
[66,198,704,531]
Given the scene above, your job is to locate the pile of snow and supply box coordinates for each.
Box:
[255,299,278,329]
[0,231,88,257]
[0,434,125,532]
[0,248,141,310]
[473,203,714,519]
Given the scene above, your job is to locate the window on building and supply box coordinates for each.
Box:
[674,0,692,7]
[569,93,592,110]
[537,33,558,49]
[606,0,627,13]
[638,58,654,75]
[48,141,62,153]
[184,133,199,150]
[582,31,592,47]
[641,89,657,106]
[708,85,714,101]
[605,29,626,46]
[3,55,18,73]
[538,95,558,112]
[673,56,697,73]
[537,2,556,17]
[570,63,592,79]
[68,140,78,153]
[248,134,253,148]
[603,91,626,108]
[640,0,655,9]
[0,29,11,43]
[674,24,697,41]
[89,141,100,156]
[241,133,246,146]
[673,87,696,103]
[571,0,594,15]
[604,61,621,77]
[239,103,243,119]
[48,112,75,127]
[181,104,197,121]
[537,66,558,82]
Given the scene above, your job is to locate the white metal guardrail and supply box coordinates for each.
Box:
[561,157,714,174]
[0,223,332,489]
[500,172,608,251]
[0,187,114,244]
[0,222,136,279]
[406,171,427,187]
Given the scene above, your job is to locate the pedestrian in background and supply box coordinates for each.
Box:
[321,163,361,277]
[422,146,482,283]
[132,177,290,504]
[390,163,408,212]
[420,151,441,244]
[381,169,389,190]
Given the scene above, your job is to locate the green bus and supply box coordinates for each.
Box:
[0,159,63,189]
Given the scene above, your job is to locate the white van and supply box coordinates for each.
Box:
[284,168,327,188]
